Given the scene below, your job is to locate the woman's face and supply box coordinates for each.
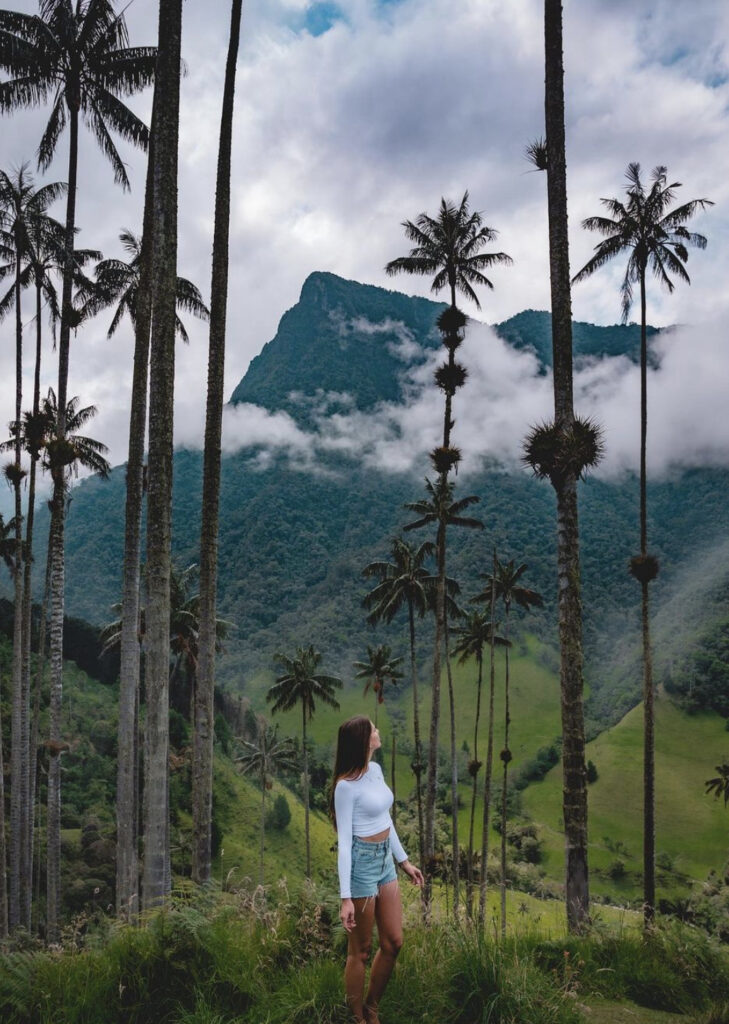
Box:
[368,722,381,755]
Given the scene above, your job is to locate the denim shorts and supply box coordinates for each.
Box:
[350,834,397,898]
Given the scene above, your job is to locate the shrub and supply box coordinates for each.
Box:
[267,794,292,831]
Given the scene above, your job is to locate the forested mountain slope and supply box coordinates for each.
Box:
[22,272,729,726]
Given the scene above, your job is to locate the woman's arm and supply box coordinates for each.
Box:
[334,780,354,899]
[389,815,424,886]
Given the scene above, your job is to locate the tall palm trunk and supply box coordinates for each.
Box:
[302,708,311,878]
[259,768,266,887]
[143,0,183,909]
[479,558,497,926]
[638,270,655,924]
[544,0,590,933]
[9,237,25,931]
[20,273,46,930]
[193,0,243,885]
[407,601,425,870]
[425,516,445,906]
[466,650,482,918]
[46,98,80,943]
[0,690,7,938]
[444,615,459,919]
[500,605,511,939]
[117,110,155,922]
[29,542,51,936]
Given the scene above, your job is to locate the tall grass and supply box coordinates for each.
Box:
[1,886,728,1023]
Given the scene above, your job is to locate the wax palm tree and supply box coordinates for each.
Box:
[114,107,155,921]
[76,228,210,341]
[362,536,435,867]
[572,162,711,925]
[0,163,66,928]
[451,610,509,918]
[32,387,109,933]
[405,477,482,910]
[387,194,508,914]
[1,174,99,929]
[353,644,404,726]
[267,646,342,878]
[520,0,603,932]
[474,557,542,937]
[193,0,244,890]
[143,0,183,911]
[0,0,155,937]
[236,718,297,886]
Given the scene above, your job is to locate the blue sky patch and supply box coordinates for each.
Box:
[303,2,345,37]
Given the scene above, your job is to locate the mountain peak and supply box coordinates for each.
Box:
[230,272,655,421]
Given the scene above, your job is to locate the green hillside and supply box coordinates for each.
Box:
[522,697,729,902]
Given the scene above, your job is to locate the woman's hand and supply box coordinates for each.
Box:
[400,860,424,887]
[340,897,356,931]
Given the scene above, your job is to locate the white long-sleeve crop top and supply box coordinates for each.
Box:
[334,759,407,898]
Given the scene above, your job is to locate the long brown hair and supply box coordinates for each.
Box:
[329,715,372,829]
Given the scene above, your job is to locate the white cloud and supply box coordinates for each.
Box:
[197,315,729,480]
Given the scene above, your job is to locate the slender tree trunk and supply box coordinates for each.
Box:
[259,770,265,888]
[302,708,310,878]
[444,616,459,920]
[143,0,182,909]
[639,271,655,924]
[9,247,25,932]
[117,111,155,922]
[407,601,425,871]
[425,518,445,906]
[0,686,8,938]
[479,558,497,926]
[193,0,243,887]
[29,537,51,935]
[46,481,66,942]
[466,653,482,918]
[500,608,511,939]
[544,0,590,933]
[46,98,80,944]
[20,280,44,931]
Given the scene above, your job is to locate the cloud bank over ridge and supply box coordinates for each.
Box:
[173,316,729,480]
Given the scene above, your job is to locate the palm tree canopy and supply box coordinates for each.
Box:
[0,1,157,187]
[353,643,404,701]
[36,386,110,479]
[77,229,210,340]
[0,386,110,480]
[0,511,18,575]
[473,558,543,615]
[362,536,437,625]
[268,644,342,721]
[0,163,67,321]
[99,560,232,663]
[404,477,483,534]
[450,610,510,665]
[235,719,298,785]
[572,163,712,322]
[385,191,512,309]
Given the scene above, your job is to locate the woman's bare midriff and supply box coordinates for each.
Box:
[358,827,390,842]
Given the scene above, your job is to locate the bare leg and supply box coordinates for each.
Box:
[345,896,376,1021]
[364,881,403,1023]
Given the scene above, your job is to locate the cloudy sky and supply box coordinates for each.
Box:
[0,0,727,488]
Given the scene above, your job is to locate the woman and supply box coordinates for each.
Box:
[331,715,424,1024]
